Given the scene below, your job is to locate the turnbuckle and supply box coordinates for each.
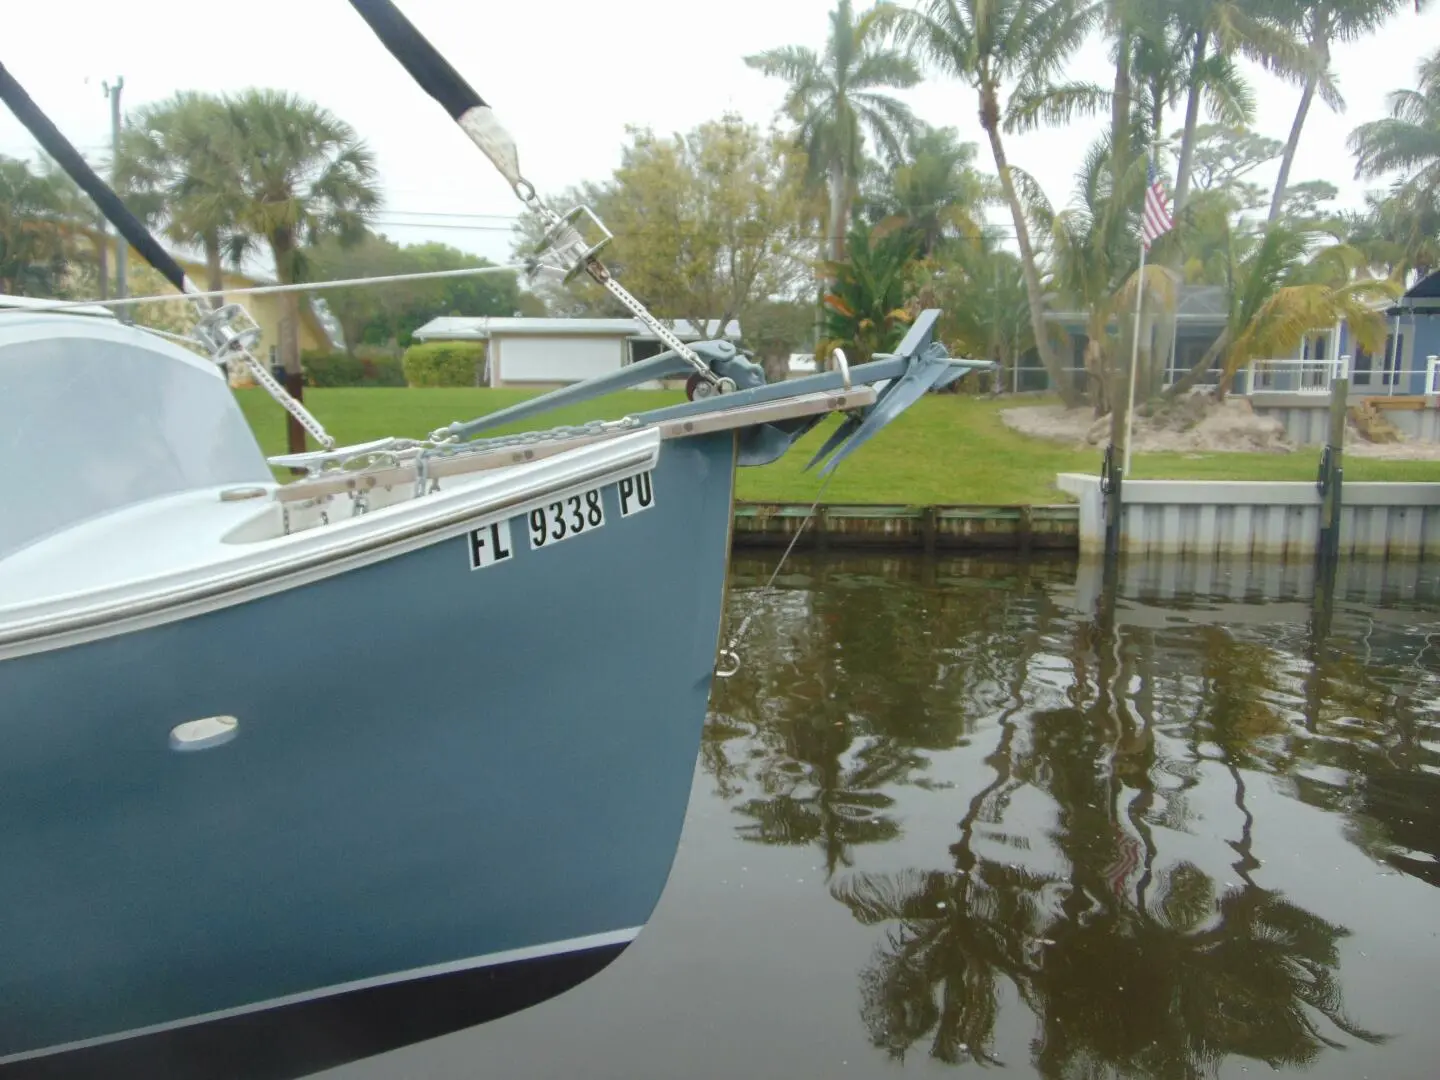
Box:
[528,205,613,283]
[193,303,263,362]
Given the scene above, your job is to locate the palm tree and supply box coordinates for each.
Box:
[1348,46,1440,233]
[1344,182,1440,280]
[115,91,249,308]
[0,154,76,296]
[1267,0,1428,224]
[1167,221,1397,398]
[220,89,380,452]
[819,219,920,362]
[861,125,996,257]
[745,0,921,271]
[876,0,1107,406]
[1035,138,1178,415]
[906,230,1038,387]
[1168,0,1310,215]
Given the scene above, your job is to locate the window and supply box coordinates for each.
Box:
[627,339,665,366]
[1353,345,1373,383]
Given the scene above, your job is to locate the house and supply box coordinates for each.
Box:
[411,317,743,387]
[92,237,339,387]
[1017,285,1229,393]
[1021,275,1440,403]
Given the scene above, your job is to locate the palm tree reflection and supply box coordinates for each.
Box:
[703,554,1433,1074]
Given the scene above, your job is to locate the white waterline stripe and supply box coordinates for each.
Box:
[0,926,641,1066]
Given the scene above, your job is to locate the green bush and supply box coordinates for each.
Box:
[402,342,486,387]
[302,349,406,388]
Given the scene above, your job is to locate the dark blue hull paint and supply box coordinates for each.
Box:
[0,433,737,1070]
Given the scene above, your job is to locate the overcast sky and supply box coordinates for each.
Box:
[3,0,1437,278]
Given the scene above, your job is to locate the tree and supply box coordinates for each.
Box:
[1033,138,1178,415]
[221,89,380,453]
[1344,182,1440,280]
[858,124,997,257]
[0,154,76,296]
[1267,0,1429,224]
[1167,1,1309,218]
[115,91,248,305]
[1279,179,1340,224]
[1182,123,1283,210]
[876,0,1107,407]
[1348,47,1440,226]
[819,220,920,362]
[742,298,818,381]
[1167,221,1396,398]
[745,0,921,269]
[514,114,814,336]
[905,229,1039,386]
[307,233,522,352]
[304,230,415,352]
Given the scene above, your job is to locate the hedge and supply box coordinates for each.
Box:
[301,349,405,388]
[401,342,487,387]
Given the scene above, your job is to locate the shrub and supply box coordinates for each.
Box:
[302,349,406,387]
[402,341,486,387]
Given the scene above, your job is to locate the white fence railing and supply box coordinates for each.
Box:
[1238,356,1350,396]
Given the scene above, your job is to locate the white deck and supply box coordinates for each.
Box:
[0,429,662,658]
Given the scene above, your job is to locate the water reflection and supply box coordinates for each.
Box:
[708,554,1440,1076]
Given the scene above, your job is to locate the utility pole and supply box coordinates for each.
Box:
[103,77,127,320]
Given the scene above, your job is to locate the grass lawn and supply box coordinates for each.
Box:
[237,387,1440,506]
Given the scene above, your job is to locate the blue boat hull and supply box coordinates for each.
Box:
[0,432,737,1076]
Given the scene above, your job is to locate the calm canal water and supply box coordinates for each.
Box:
[328,553,1440,1080]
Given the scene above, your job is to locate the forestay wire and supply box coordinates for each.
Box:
[0,263,532,318]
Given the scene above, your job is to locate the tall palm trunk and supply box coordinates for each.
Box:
[980,82,1080,407]
[1172,32,1207,211]
[1111,29,1132,183]
[1154,31,1208,397]
[202,231,225,310]
[826,160,850,268]
[1269,22,1326,224]
[269,227,309,456]
[97,231,109,302]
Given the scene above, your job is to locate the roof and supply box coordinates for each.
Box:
[1403,271,1440,301]
[413,316,743,343]
[1046,285,1229,325]
[0,294,115,319]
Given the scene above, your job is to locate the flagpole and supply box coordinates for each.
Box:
[1123,236,1146,477]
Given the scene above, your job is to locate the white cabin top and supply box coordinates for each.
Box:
[0,310,271,562]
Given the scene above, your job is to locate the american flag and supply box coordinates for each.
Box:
[1140,161,1174,250]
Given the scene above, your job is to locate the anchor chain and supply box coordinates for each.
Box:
[193,302,336,450]
[513,176,723,392]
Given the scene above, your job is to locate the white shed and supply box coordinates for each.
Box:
[411,316,743,387]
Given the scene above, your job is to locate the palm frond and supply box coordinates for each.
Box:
[1003,81,1110,135]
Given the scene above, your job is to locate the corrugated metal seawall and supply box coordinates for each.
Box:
[1066,552,1440,615]
[1057,474,1440,559]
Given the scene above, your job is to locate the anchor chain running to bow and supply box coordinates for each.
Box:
[714,471,837,679]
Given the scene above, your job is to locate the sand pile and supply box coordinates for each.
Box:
[1001,396,1440,460]
[1001,397,1294,454]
